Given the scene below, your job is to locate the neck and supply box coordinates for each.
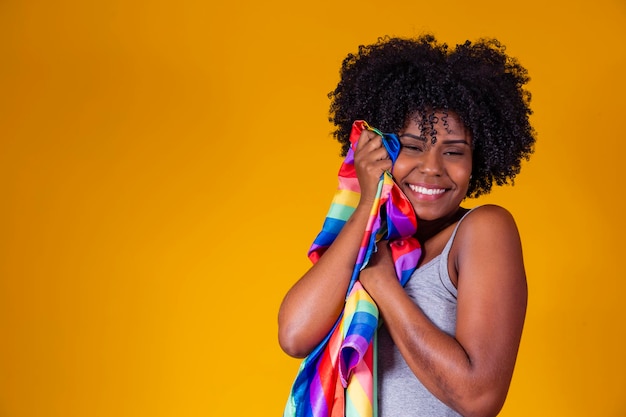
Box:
[415,207,468,243]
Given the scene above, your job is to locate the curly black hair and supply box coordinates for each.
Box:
[328,35,536,198]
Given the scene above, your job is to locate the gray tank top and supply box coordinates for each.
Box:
[377,209,475,416]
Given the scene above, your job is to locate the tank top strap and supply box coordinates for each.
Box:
[441,206,482,255]
[438,206,482,296]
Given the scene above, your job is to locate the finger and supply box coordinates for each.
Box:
[368,145,391,162]
[368,158,392,175]
[357,129,380,149]
[357,138,387,162]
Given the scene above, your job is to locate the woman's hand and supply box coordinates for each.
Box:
[359,240,399,291]
[354,130,393,207]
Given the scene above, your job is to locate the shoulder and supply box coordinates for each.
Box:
[459,204,519,236]
[453,204,522,264]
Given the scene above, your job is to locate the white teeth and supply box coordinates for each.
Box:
[409,184,446,195]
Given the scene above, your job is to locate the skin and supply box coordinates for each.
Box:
[278,112,527,417]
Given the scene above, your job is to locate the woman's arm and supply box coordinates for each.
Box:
[359,205,527,417]
[278,129,392,358]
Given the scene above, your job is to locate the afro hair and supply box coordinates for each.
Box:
[328,35,536,198]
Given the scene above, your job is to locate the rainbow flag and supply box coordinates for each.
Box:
[283,121,422,417]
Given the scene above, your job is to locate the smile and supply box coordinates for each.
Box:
[408,184,447,195]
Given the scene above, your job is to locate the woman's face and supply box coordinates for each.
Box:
[392,111,473,222]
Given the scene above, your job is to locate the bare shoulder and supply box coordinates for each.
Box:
[458,204,520,241]
[452,204,523,270]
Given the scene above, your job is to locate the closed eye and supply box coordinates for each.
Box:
[402,144,423,152]
[399,133,426,153]
[442,140,470,156]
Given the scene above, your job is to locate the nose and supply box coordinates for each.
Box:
[418,149,443,176]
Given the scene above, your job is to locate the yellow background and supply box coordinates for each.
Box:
[1,0,625,416]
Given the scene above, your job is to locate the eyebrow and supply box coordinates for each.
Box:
[441,139,470,145]
[399,133,426,141]
[399,133,470,145]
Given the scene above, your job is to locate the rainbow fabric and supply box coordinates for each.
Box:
[283,121,422,417]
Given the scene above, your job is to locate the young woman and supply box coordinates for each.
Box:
[279,35,535,417]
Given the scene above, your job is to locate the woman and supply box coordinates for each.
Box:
[279,35,535,417]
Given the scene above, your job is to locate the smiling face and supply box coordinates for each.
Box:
[392,111,473,222]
